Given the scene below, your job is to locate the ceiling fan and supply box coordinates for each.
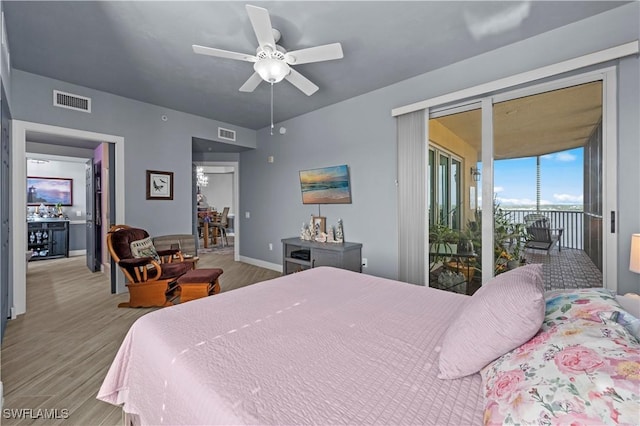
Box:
[192,4,344,96]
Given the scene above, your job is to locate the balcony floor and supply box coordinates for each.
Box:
[523,247,602,290]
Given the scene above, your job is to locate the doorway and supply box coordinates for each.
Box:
[193,161,240,261]
[426,69,617,292]
[11,120,125,317]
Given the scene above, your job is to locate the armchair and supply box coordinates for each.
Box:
[524,215,564,255]
[107,224,192,308]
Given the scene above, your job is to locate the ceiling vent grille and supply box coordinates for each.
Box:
[218,127,236,141]
[53,90,91,113]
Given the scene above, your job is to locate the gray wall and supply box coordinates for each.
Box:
[202,173,233,214]
[11,70,256,238]
[25,157,88,219]
[26,141,95,159]
[617,53,640,295]
[69,222,85,251]
[239,2,640,292]
[192,152,240,162]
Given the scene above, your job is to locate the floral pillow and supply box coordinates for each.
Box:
[481,316,640,426]
[543,288,623,330]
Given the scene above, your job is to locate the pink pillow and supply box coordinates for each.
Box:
[438,264,545,379]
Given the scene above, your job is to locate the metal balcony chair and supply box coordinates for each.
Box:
[524,215,564,255]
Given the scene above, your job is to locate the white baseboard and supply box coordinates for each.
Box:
[69,250,86,257]
[239,256,282,273]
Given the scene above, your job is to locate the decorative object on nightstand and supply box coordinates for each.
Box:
[327,226,335,242]
[312,215,326,236]
[300,221,313,241]
[335,219,344,243]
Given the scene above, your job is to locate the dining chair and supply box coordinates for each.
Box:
[211,207,230,247]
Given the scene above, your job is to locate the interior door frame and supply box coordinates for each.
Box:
[193,161,240,261]
[11,120,125,317]
[426,67,618,291]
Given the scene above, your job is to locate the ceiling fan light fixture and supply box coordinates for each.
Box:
[254,58,290,83]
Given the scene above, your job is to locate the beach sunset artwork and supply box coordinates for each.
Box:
[300,165,352,204]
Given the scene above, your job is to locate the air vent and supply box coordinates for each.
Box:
[218,127,236,141]
[53,90,91,113]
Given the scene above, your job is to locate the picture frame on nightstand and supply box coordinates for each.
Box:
[312,215,326,236]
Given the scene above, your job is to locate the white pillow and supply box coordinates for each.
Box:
[130,237,160,261]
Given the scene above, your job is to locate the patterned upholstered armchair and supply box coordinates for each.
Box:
[106,224,192,308]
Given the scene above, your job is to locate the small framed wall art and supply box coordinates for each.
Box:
[146,170,174,200]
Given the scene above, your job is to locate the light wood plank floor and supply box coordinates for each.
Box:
[0,253,280,425]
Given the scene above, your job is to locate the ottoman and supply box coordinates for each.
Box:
[177,268,223,303]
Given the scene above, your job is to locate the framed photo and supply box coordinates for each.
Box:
[312,215,326,236]
[146,170,174,200]
[27,176,73,206]
[299,164,352,205]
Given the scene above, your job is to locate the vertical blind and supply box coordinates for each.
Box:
[397,110,426,285]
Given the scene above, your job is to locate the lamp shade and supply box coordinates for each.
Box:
[254,58,290,83]
[630,234,640,273]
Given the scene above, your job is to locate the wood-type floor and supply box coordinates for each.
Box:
[0,253,280,425]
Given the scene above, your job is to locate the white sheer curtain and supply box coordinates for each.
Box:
[397,110,427,285]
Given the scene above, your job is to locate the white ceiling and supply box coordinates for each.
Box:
[4,1,627,132]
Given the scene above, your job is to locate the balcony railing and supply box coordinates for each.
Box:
[502,209,584,250]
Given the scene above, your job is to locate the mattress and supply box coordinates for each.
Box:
[97,266,483,425]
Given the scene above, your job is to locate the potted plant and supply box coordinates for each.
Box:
[428,221,460,278]
[429,222,459,255]
[507,222,529,267]
[493,202,529,273]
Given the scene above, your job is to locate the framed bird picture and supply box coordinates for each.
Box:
[146,170,174,200]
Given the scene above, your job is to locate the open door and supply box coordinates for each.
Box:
[0,82,11,340]
[107,143,117,293]
[85,159,99,272]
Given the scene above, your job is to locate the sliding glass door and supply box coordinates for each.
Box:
[426,75,613,293]
[427,103,483,294]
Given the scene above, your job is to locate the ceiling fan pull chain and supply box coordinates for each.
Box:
[270,81,274,136]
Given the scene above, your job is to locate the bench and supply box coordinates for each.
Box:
[177,268,223,303]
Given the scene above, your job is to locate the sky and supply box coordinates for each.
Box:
[480,147,584,206]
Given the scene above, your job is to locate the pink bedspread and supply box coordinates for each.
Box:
[98,267,483,425]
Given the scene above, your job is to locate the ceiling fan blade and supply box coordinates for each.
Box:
[192,45,256,62]
[285,68,319,96]
[239,72,263,92]
[284,43,344,65]
[246,5,276,49]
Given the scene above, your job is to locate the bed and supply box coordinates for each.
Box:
[98,266,640,425]
[98,267,483,425]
